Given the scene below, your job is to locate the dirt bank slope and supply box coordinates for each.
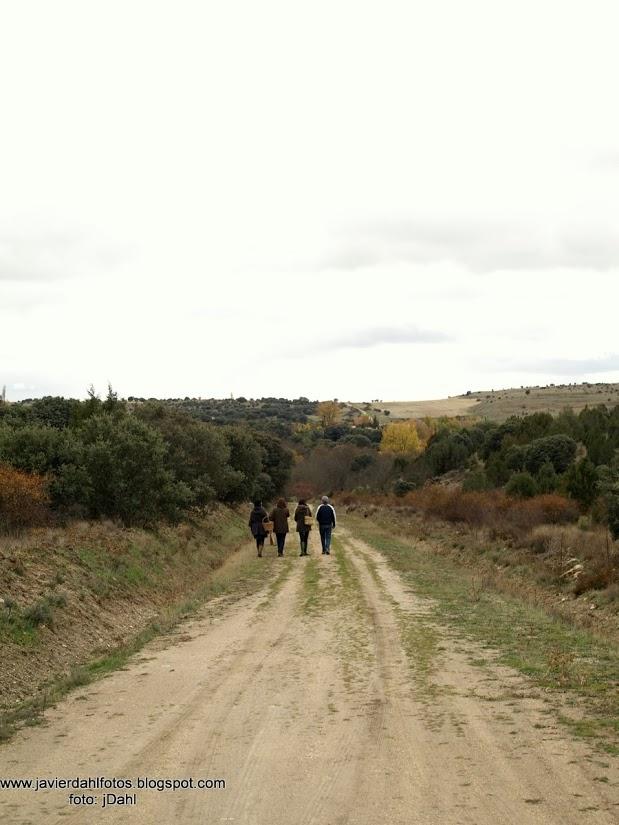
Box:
[0,507,247,713]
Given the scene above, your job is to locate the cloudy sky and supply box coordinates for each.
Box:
[1,0,618,402]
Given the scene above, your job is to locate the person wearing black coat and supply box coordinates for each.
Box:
[248,500,269,557]
[294,499,312,556]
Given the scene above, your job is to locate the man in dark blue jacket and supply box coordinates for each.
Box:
[315,496,336,555]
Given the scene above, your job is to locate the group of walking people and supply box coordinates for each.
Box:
[248,496,337,558]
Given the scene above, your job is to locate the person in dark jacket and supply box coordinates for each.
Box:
[248,500,269,557]
[315,495,336,555]
[294,499,312,556]
[269,498,290,557]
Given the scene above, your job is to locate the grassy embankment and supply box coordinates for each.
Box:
[0,506,276,743]
[348,510,619,755]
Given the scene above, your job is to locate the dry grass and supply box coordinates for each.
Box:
[526,524,618,596]
[342,488,579,537]
[346,382,619,424]
[344,499,619,633]
[374,397,480,420]
[469,383,619,422]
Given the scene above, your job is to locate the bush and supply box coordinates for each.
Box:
[23,599,54,628]
[506,472,538,498]
[462,470,491,492]
[393,479,416,497]
[0,464,50,532]
[400,487,578,534]
[351,454,375,473]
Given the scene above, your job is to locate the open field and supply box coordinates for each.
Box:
[375,396,480,420]
[351,382,619,423]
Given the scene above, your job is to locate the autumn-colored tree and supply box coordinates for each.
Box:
[415,416,438,448]
[0,464,50,532]
[380,420,422,455]
[317,401,341,427]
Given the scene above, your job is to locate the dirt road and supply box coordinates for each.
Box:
[1,526,618,824]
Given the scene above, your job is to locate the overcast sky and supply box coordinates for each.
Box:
[2,1,618,402]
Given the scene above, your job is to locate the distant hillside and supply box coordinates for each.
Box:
[351,383,619,423]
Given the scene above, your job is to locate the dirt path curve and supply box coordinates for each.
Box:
[1,526,618,824]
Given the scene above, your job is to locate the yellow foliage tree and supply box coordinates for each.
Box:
[415,417,437,449]
[317,400,341,427]
[380,420,422,455]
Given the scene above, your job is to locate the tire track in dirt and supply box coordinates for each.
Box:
[339,527,619,824]
[1,529,618,824]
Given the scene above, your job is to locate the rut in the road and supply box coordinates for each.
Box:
[0,530,618,825]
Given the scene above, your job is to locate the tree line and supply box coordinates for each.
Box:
[0,389,293,529]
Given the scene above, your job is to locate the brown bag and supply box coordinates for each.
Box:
[263,520,274,533]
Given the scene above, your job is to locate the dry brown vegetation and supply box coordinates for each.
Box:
[341,487,580,535]
[343,490,619,633]
[0,465,50,532]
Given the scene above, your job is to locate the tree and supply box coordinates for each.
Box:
[253,431,294,496]
[135,403,231,504]
[317,401,341,428]
[505,472,538,498]
[598,461,619,540]
[380,421,421,455]
[221,427,263,502]
[424,430,472,474]
[76,414,191,524]
[537,461,558,494]
[566,458,599,509]
[29,396,80,429]
[524,434,577,475]
[0,424,68,474]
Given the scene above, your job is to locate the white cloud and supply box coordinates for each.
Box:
[321,219,619,272]
[1,0,618,401]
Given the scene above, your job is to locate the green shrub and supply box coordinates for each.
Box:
[23,599,54,628]
[566,458,598,508]
[393,479,416,497]
[505,472,538,498]
[462,470,492,492]
[524,434,577,475]
[537,461,558,494]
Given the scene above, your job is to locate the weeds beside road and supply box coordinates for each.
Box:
[349,513,619,755]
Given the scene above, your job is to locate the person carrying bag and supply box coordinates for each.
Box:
[294,499,313,556]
